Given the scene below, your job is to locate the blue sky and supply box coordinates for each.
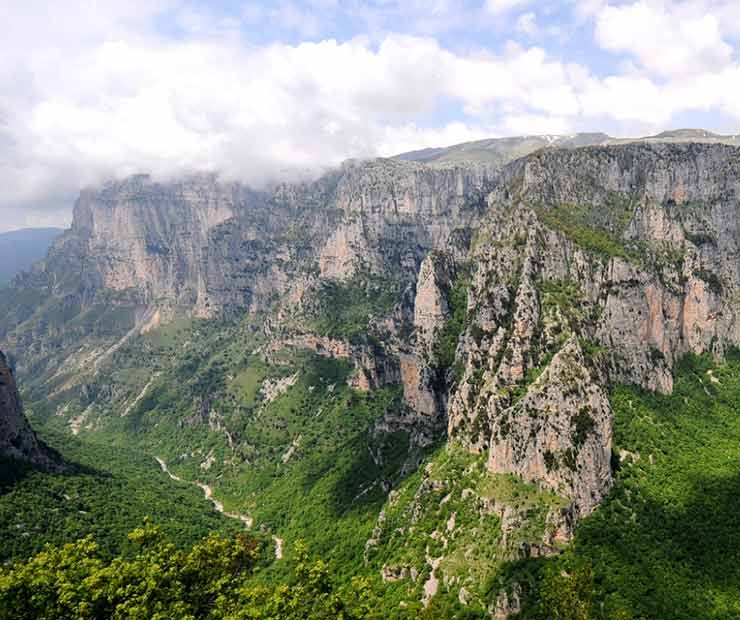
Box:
[2,0,740,230]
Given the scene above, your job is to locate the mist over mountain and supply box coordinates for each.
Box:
[0,228,63,284]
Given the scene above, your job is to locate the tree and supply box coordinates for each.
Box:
[536,563,595,620]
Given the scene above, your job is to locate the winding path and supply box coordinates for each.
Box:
[155,457,283,558]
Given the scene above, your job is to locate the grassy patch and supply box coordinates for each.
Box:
[535,201,642,263]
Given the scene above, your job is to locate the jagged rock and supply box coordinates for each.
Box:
[6,140,740,547]
[396,251,457,429]
[413,252,455,355]
[485,338,612,516]
[442,143,740,520]
[0,351,61,470]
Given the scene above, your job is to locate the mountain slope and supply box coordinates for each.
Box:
[395,128,740,169]
[0,346,244,562]
[394,133,612,168]
[0,432,243,562]
[2,139,740,615]
[508,353,740,619]
[0,349,60,470]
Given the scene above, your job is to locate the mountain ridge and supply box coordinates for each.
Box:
[3,135,740,615]
[394,128,740,169]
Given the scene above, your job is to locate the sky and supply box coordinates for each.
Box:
[2,0,740,231]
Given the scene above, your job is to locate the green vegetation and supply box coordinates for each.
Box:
[212,371,411,574]
[538,279,594,343]
[652,240,686,271]
[366,445,568,617]
[535,202,641,263]
[433,275,471,383]
[508,353,740,619]
[305,277,399,342]
[8,341,740,618]
[0,433,242,562]
[0,522,379,620]
[19,308,415,586]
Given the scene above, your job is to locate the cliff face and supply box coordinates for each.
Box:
[19,160,489,321]
[0,350,60,469]
[4,141,740,522]
[0,157,490,397]
[446,143,740,515]
[69,174,283,315]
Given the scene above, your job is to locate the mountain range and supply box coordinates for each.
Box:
[2,130,740,618]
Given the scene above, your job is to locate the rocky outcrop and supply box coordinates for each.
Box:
[413,252,456,356]
[5,140,740,534]
[445,142,740,517]
[0,350,61,469]
[488,338,612,516]
[393,252,456,425]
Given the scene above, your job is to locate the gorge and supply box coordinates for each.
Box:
[2,132,740,618]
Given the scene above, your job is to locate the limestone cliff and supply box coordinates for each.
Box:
[61,160,489,318]
[446,142,740,516]
[0,350,61,469]
[5,140,740,524]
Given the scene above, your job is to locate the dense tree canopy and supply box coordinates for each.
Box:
[0,523,381,620]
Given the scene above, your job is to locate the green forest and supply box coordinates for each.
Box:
[3,353,740,618]
[0,434,242,561]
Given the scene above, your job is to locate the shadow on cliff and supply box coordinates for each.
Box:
[294,429,387,520]
[325,427,440,521]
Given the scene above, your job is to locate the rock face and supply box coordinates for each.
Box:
[50,160,490,320]
[0,350,60,469]
[5,140,740,523]
[487,338,612,516]
[413,253,456,355]
[0,158,490,397]
[69,174,284,316]
[446,142,740,515]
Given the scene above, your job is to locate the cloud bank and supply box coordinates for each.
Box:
[2,0,740,230]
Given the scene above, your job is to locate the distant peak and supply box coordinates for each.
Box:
[652,128,720,140]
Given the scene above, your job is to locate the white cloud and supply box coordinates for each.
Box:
[0,16,592,225]
[579,75,673,123]
[594,1,733,77]
[484,0,529,15]
[3,0,740,231]
[516,12,539,36]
